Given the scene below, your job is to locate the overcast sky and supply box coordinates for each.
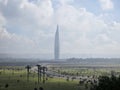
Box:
[0,0,120,58]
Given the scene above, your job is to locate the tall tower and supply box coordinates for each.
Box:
[54,25,60,60]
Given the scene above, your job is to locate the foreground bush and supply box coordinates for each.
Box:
[92,75,120,90]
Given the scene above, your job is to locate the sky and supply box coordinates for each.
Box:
[0,0,120,58]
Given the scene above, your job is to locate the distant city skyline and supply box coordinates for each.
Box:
[0,0,120,58]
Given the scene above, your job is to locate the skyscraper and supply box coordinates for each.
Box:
[54,25,60,60]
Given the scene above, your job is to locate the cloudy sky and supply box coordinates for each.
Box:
[0,0,120,58]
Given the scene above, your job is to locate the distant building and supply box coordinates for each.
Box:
[54,25,60,60]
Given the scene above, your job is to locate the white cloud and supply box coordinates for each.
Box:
[0,0,120,58]
[0,11,37,54]
[0,12,6,27]
[0,28,39,54]
[99,0,114,10]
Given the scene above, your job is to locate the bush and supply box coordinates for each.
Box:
[92,75,120,90]
[5,84,9,88]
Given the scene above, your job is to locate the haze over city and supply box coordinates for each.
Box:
[0,0,120,59]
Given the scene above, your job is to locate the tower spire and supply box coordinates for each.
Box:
[54,25,60,60]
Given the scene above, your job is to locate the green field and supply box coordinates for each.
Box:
[51,67,120,76]
[0,66,120,90]
[0,66,86,90]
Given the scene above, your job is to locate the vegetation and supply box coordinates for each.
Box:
[0,66,120,90]
[0,66,81,90]
[92,75,120,90]
[52,67,120,76]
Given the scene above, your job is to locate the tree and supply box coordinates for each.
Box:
[66,77,69,82]
[25,65,31,82]
[36,64,42,84]
[92,75,120,90]
[42,66,47,84]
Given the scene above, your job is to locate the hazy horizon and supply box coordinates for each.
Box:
[0,53,120,59]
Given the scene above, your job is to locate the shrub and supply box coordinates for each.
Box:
[92,75,120,90]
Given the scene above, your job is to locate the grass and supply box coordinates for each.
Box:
[1,66,120,90]
[0,67,83,90]
[54,67,120,76]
